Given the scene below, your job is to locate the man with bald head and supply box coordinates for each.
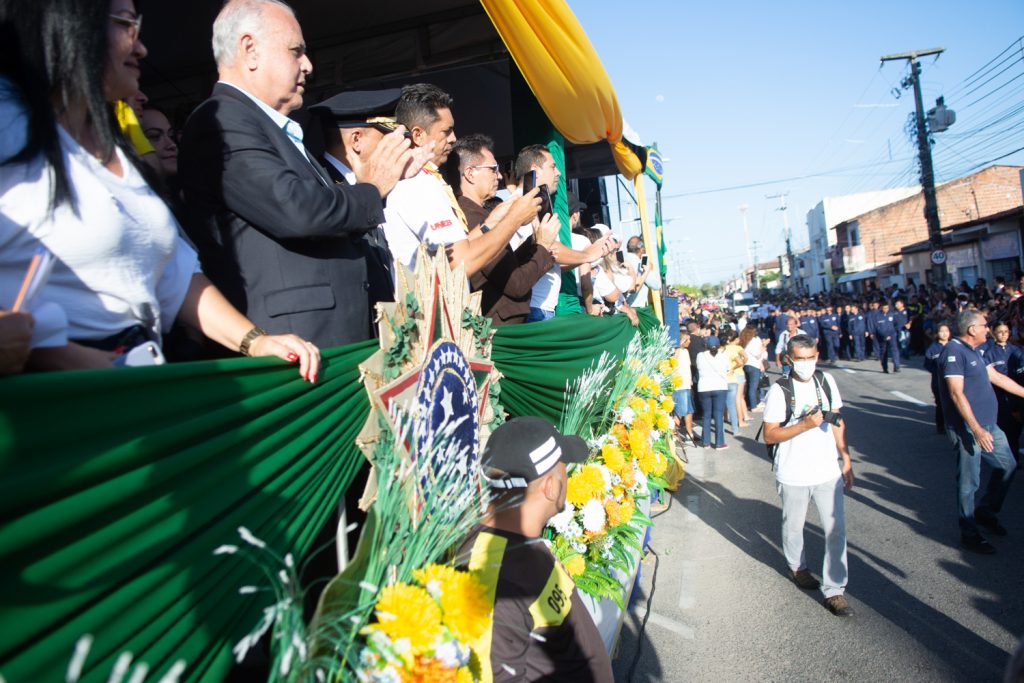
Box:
[179,0,422,347]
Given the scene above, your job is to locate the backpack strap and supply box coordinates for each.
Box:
[811,370,833,410]
[755,375,796,443]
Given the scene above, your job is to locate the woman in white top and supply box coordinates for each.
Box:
[740,325,767,412]
[695,335,730,449]
[0,0,319,380]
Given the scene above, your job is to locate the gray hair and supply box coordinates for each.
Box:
[786,333,816,358]
[212,0,295,68]
[956,308,983,336]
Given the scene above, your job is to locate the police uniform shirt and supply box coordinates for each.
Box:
[462,526,613,683]
[800,315,819,338]
[979,339,1017,376]
[924,340,947,375]
[850,314,866,333]
[940,337,998,430]
[875,313,897,338]
[382,164,467,274]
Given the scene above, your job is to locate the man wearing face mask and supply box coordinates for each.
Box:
[763,334,854,617]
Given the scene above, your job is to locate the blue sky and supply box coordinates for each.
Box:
[570,1,1024,285]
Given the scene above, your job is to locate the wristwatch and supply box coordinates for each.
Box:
[239,326,268,356]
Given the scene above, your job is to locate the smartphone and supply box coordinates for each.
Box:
[522,170,537,194]
[537,186,553,217]
[615,251,624,264]
[113,342,166,367]
[641,254,649,268]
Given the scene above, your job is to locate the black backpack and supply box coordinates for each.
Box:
[755,370,833,463]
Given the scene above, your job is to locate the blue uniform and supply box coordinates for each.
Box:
[874,311,900,372]
[979,340,1016,376]
[865,309,881,358]
[981,340,1021,461]
[800,315,819,341]
[819,312,841,362]
[848,313,867,360]
[893,309,910,357]
[925,339,947,431]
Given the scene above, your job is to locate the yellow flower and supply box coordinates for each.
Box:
[373,583,443,654]
[611,423,630,448]
[565,555,586,576]
[407,656,460,681]
[601,444,626,473]
[658,360,672,375]
[647,398,658,413]
[412,565,490,643]
[660,397,675,413]
[670,374,683,389]
[669,357,678,369]
[620,498,635,524]
[627,395,645,412]
[456,668,475,683]
[566,464,606,506]
[629,425,651,454]
[655,412,670,431]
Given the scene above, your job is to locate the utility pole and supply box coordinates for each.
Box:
[766,192,793,292]
[752,240,760,294]
[739,203,752,289]
[881,47,947,288]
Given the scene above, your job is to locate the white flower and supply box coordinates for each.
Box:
[571,541,587,554]
[634,469,648,493]
[278,570,290,585]
[581,499,606,533]
[618,406,636,426]
[597,465,612,490]
[237,527,266,549]
[284,553,294,568]
[213,545,238,556]
[434,640,469,668]
[546,505,575,534]
[566,521,583,538]
[610,472,622,486]
[651,430,662,442]
[238,586,259,595]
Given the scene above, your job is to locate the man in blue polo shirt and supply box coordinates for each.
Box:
[940,308,1024,553]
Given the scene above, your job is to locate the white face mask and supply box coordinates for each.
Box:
[792,359,816,381]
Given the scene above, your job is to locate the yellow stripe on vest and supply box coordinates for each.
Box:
[468,532,507,683]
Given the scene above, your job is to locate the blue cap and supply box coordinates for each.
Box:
[706,335,721,348]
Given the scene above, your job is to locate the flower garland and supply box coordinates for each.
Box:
[548,330,682,607]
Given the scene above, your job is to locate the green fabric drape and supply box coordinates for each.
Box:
[0,312,659,681]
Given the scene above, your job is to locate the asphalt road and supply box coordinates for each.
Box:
[612,354,1024,682]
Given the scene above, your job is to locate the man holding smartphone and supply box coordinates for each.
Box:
[624,236,661,309]
[763,334,854,617]
[513,145,614,322]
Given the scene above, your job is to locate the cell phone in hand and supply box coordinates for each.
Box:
[537,186,553,217]
[641,254,649,268]
[522,170,537,194]
[615,251,625,264]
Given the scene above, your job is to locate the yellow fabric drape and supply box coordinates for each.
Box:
[635,175,664,323]
[481,0,642,179]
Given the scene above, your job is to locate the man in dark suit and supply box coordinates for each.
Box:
[178,0,422,348]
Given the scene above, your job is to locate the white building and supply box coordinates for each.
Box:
[804,188,919,294]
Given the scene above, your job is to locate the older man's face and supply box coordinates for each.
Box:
[257,5,312,114]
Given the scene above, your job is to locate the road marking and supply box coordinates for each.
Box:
[678,560,697,609]
[843,368,856,374]
[890,390,928,406]
[630,608,695,639]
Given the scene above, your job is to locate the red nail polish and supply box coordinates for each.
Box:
[287,353,298,362]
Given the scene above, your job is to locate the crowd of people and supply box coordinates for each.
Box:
[0,0,665,380]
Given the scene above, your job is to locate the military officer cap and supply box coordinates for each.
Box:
[309,88,402,132]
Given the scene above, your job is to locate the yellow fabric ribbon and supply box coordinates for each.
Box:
[480,0,642,179]
[423,166,469,232]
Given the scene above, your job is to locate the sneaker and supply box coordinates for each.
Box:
[715,444,729,450]
[789,568,819,590]
[976,514,1008,537]
[823,594,853,617]
[961,534,996,554]
[752,405,765,413]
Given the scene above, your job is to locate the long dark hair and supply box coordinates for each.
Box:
[1,0,120,211]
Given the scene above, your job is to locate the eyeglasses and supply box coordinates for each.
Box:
[469,164,500,174]
[110,13,143,41]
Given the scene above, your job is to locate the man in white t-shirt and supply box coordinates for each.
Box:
[383,84,540,277]
[763,333,854,617]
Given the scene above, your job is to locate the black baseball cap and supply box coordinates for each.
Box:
[309,88,402,132]
[567,192,587,215]
[483,417,589,489]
